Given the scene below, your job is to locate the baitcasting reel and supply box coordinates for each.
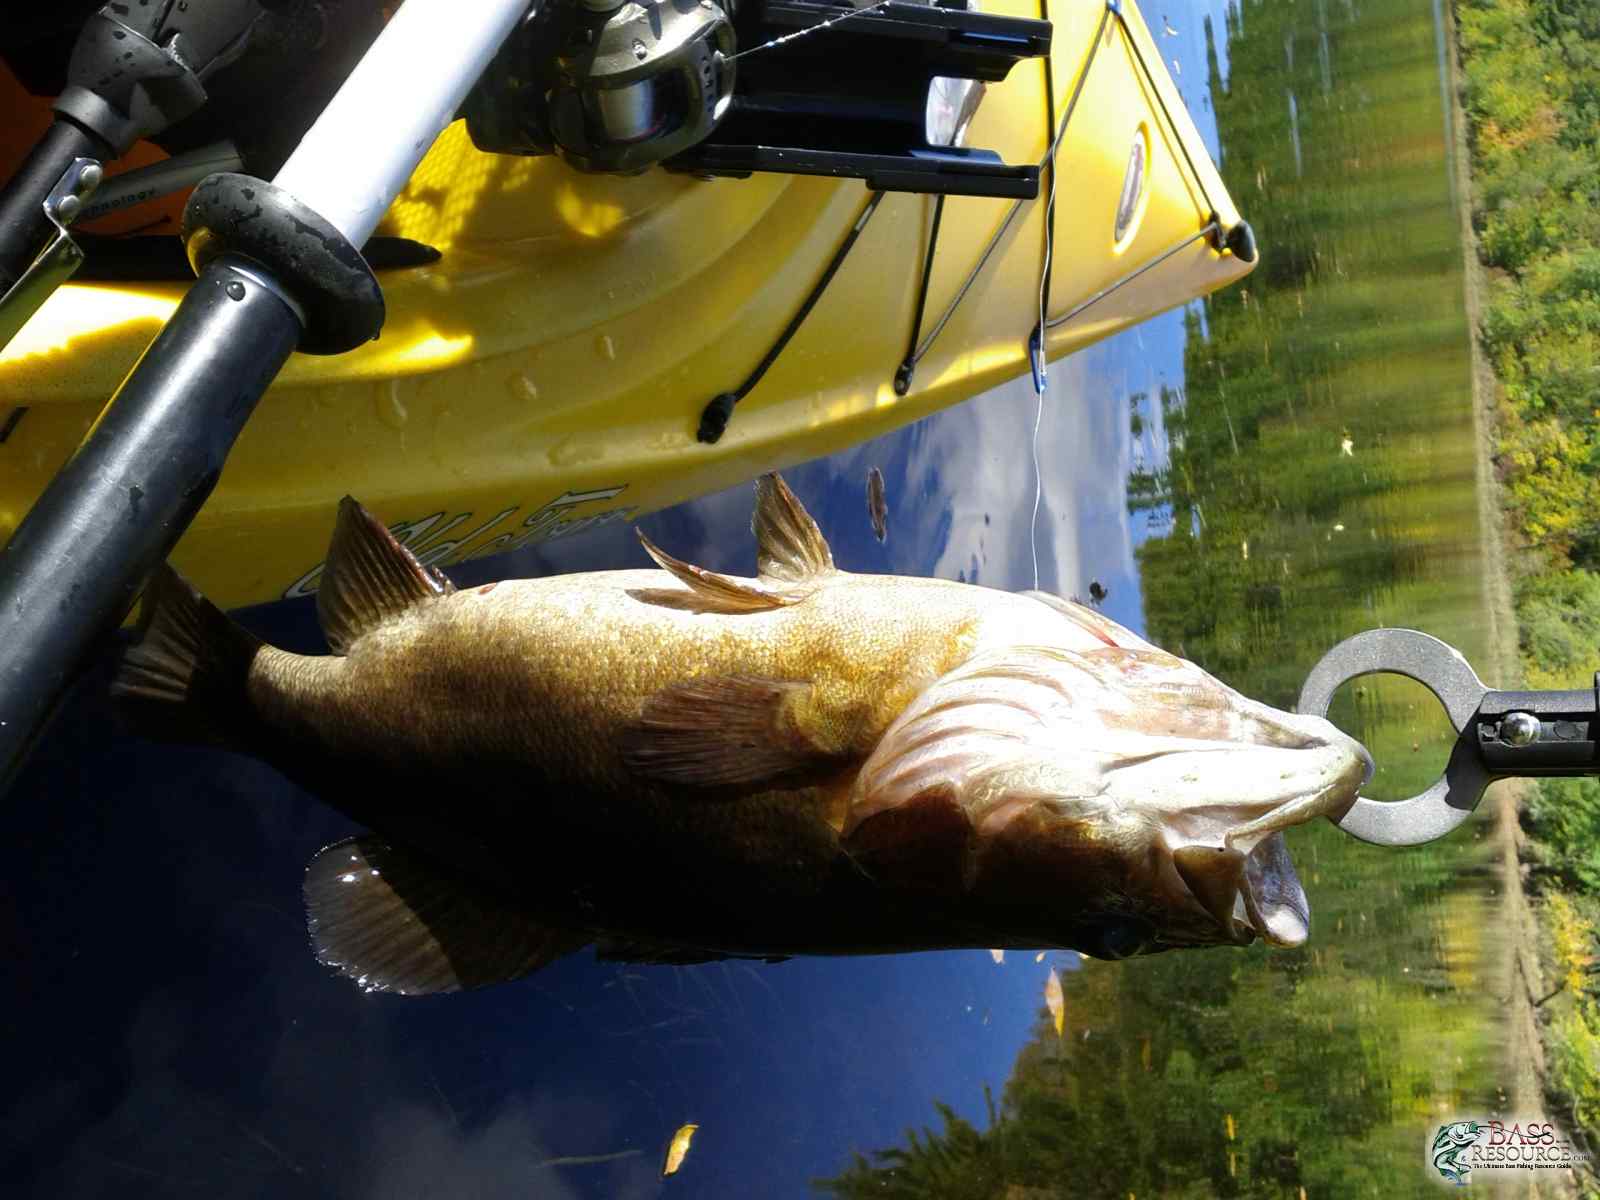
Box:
[466,0,1050,197]
[551,0,735,173]
[464,0,736,175]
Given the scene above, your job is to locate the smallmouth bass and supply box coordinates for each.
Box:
[114,474,1371,994]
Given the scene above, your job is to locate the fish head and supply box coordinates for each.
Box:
[843,644,1372,957]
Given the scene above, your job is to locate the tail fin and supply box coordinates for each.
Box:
[112,564,263,747]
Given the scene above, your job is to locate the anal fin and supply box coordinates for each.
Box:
[304,837,587,995]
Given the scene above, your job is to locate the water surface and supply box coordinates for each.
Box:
[0,0,1499,1193]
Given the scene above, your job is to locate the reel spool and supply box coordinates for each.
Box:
[465,0,1047,196]
[465,0,735,174]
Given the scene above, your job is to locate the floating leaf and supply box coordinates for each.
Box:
[1045,968,1065,1038]
[662,1123,698,1177]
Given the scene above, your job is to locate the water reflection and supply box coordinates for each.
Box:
[0,0,1499,1193]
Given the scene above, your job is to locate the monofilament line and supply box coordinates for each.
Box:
[1030,372,1046,593]
[1031,13,1066,596]
[1029,221,1051,594]
[1031,145,1061,594]
[722,0,896,63]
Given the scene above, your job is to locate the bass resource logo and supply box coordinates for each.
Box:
[1427,1118,1588,1186]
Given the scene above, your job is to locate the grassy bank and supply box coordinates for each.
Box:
[1454,0,1600,1155]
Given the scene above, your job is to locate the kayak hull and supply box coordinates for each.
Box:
[0,0,1253,611]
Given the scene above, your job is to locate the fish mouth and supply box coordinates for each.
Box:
[1239,735,1371,946]
[1178,732,1370,948]
[1171,832,1312,947]
[1239,832,1310,946]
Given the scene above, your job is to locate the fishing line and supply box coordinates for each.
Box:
[1029,373,1046,592]
[721,0,896,63]
[1030,0,1061,595]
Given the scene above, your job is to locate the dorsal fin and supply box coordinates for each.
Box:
[753,473,834,584]
[317,496,456,654]
[636,530,802,614]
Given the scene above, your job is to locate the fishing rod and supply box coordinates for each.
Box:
[0,0,531,790]
[0,0,1055,790]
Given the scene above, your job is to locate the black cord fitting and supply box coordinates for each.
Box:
[1223,219,1258,264]
[698,393,739,444]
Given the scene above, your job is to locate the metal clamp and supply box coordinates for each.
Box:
[1297,628,1491,847]
[0,158,103,354]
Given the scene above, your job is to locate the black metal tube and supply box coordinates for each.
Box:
[0,256,302,791]
[0,119,110,294]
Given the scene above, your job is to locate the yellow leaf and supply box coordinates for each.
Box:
[662,1123,698,1177]
[1045,968,1065,1038]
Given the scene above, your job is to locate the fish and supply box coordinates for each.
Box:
[662,1123,698,1177]
[866,466,888,542]
[1044,967,1065,1038]
[112,472,1373,996]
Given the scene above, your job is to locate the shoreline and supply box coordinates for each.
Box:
[1441,0,1583,1194]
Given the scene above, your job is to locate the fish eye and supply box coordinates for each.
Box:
[1075,916,1151,960]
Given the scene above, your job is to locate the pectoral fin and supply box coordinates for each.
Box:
[1172,844,1249,943]
[304,837,587,994]
[619,676,852,789]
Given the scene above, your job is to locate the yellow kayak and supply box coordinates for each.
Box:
[0,0,1253,612]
